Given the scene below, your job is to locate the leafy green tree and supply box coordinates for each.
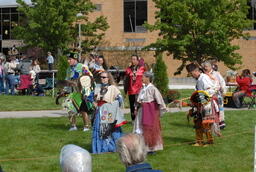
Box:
[14,0,108,53]
[14,0,108,78]
[153,51,169,95]
[146,0,252,75]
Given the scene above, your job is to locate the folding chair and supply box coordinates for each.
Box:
[223,92,236,107]
[42,77,54,90]
[244,85,256,109]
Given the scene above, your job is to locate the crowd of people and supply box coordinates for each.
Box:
[43,50,255,171]
[59,51,166,171]
[0,50,52,96]
[58,51,256,171]
[1,47,255,171]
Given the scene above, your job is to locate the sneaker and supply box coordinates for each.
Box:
[192,143,203,147]
[192,143,206,147]
[83,127,90,132]
[69,126,78,131]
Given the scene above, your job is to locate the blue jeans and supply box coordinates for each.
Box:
[5,74,16,95]
[232,90,246,108]
[0,76,4,94]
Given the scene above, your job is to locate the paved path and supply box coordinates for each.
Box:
[0,108,189,118]
[0,107,251,118]
[0,110,67,118]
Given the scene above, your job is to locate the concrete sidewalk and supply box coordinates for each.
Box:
[0,107,250,118]
[0,108,190,118]
[0,110,67,118]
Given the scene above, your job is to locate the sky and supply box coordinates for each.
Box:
[0,0,32,7]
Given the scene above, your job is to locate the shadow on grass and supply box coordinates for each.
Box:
[39,123,69,131]
[163,136,194,144]
[169,121,193,128]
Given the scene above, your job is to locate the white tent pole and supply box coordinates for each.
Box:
[254,125,256,172]
[52,71,55,98]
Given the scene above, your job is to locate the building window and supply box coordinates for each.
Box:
[95,4,102,11]
[0,7,23,53]
[0,7,21,40]
[2,13,10,40]
[248,0,256,29]
[124,0,147,33]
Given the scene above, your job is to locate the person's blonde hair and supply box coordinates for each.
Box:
[116,133,147,167]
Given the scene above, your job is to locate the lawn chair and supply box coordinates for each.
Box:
[42,77,55,90]
[244,85,256,109]
[223,92,236,107]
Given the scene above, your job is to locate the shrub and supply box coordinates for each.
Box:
[166,90,181,103]
[57,55,69,81]
[153,51,169,95]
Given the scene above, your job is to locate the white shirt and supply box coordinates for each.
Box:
[47,55,54,64]
[196,73,218,96]
[31,65,41,74]
[210,70,227,94]
[5,60,16,74]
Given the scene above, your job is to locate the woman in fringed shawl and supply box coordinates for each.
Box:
[92,71,127,154]
[133,71,167,153]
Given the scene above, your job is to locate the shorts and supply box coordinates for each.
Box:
[79,99,94,113]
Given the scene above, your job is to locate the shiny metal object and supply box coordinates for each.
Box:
[60,144,92,172]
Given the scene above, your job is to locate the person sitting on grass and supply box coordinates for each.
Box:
[116,133,163,172]
[232,69,252,108]
[31,83,45,96]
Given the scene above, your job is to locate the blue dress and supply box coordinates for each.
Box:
[92,107,123,154]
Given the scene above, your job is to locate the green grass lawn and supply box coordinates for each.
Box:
[177,89,194,99]
[0,110,255,172]
[0,95,61,111]
[0,89,194,111]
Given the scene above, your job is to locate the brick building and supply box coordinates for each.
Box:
[0,0,32,55]
[1,0,256,77]
[89,0,256,77]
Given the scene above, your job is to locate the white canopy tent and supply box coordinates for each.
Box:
[0,0,32,8]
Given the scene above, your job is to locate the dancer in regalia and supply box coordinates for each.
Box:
[133,71,167,152]
[92,71,127,154]
[186,63,220,146]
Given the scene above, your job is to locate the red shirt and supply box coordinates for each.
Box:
[236,76,252,94]
[125,65,145,95]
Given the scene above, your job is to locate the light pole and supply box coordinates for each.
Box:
[76,12,83,61]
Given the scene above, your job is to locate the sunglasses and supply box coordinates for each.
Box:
[100,76,108,79]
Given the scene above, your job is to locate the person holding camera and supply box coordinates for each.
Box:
[232,69,252,108]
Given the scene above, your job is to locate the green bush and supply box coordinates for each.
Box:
[57,55,69,80]
[153,51,169,95]
[166,89,181,103]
